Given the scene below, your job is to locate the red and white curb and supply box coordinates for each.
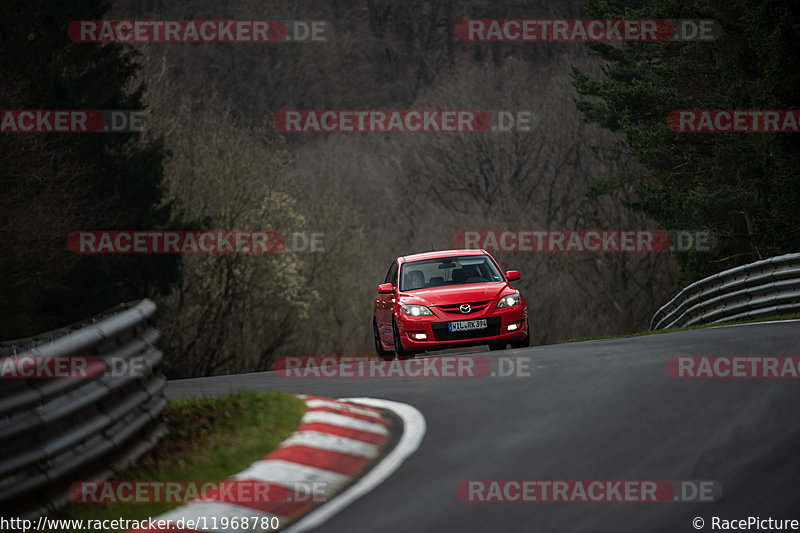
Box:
[129,395,425,532]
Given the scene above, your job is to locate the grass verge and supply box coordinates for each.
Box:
[55,390,305,532]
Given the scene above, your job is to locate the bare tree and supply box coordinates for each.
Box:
[137,55,314,377]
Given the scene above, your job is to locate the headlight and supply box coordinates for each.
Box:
[401,304,433,316]
[496,292,520,309]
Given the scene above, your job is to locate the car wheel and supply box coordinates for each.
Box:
[488,342,507,351]
[392,319,413,357]
[374,320,392,358]
[510,331,530,349]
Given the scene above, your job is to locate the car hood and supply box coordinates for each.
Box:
[399,282,513,306]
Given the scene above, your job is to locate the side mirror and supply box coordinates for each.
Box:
[506,270,520,281]
[377,283,395,294]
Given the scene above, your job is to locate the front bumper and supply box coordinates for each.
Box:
[396,306,528,351]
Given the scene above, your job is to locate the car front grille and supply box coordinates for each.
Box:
[436,300,492,315]
[431,316,502,341]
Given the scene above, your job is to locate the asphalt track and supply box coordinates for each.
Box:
[167,321,800,532]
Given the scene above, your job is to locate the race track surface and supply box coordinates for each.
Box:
[167,321,800,532]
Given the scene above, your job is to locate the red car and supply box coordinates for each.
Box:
[373,249,529,356]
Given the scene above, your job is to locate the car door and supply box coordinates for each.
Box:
[375,260,398,342]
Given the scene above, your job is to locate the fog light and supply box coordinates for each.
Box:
[507,323,519,331]
[412,333,427,340]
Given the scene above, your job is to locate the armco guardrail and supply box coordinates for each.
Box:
[0,299,167,519]
[650,253,800,330]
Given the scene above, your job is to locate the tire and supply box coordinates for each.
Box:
[510,331,530,349]
[392,319,414,357]
[374,320,391,357]
[488,342,507,351]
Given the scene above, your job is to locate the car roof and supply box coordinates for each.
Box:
[400,249,488,263]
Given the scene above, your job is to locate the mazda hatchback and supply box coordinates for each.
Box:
[373,249,529,356]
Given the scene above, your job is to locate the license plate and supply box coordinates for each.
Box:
[448,319,487,332]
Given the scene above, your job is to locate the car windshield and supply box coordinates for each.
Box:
[399,255,504,291]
